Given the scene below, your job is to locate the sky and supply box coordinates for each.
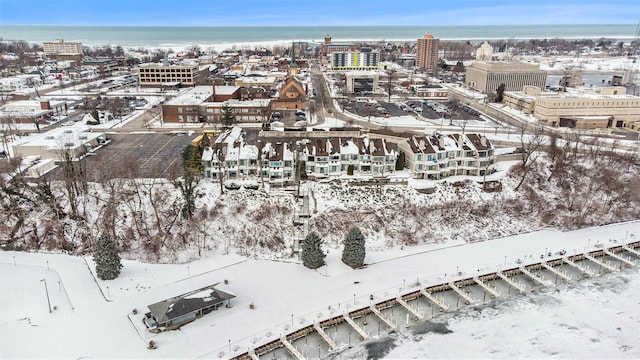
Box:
[0,0,638,26]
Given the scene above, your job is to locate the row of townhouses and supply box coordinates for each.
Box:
[201,127,496,183]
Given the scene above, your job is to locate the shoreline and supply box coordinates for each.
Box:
[1,23,636,51]
[5,36,639,54]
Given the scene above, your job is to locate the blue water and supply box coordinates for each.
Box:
[0,24,636,48]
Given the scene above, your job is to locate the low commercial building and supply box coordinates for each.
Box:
[201,99,272,124]
[138,62,210,86]
[82,58,119,76]
[413,85,448,99]
[465,61,547,94]
[161,86,213,123]
[234,76,277,90]
[502,86,541,114]
[1,99,67,124]
[161,86,271,124]
[211,86,241,102]
[533,87,640,129]
[345,71,379,94]
[12,125,106,161]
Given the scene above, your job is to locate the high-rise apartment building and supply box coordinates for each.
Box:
[415,34,439,71]
[331,48,379,70]
[43,39,83,56]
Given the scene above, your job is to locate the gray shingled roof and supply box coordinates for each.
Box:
[147,283,235,325]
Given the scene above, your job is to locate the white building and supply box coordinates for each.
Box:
[331,49,379,70]
[202,127,496,183]
[399,133,496,180]
[12,125,106,161]
[43,40,83,56]
[0,74,43,93]
[475,42,494,61]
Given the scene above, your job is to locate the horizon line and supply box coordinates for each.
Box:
[1,23,636,28]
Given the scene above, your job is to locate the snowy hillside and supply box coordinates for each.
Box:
[1,138,639,265]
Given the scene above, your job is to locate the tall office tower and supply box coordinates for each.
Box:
[415,34,440,72]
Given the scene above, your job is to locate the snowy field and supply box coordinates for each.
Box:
[1,221,639,359]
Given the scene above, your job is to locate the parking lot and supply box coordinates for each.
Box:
[99,133,195,178]
[346,99,485,123]
[48,132,196,180]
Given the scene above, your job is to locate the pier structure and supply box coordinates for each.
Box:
[230,240,640,360]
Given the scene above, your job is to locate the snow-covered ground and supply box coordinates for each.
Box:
[1,222,638,359]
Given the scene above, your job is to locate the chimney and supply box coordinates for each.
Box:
[438,136,445,149]
[456,134,464,148]
[480,136,487,147]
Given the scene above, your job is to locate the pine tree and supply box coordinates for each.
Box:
[94,234,123,280]
[395,151,405,171]
[342,227,366,268]
[495,83,506,103]
[301,231,326,269]
[221,104,236,129]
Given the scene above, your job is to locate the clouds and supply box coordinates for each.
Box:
[0,0,637,25]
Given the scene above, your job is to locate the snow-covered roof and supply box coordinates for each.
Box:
[12,125,105,151]
[147,283,235,325]
[201,99,271,108]
[214,86,239,95]
[165,86,213,105]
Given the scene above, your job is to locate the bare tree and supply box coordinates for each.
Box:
[214,144,227,193]
[560,66,583,91]
[385,69,396,102]
[514,123,545,191]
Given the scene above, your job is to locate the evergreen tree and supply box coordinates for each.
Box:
[342,227,366,268]
[297,160,308,180]
[301,231,326,269]
[177,144,202,220]
[94,234,123,280]
[347,164,354,176]
[181,144,204,176]
[395,151,405,171]
[495,83,506,103]
[221,104,236,129]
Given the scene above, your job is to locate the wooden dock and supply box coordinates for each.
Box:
[342,314,368,340]
[497,271,525,292]
[313,322,338,350]
[419,289,448,311]
[370,305,396,330]
[396,296,424,320]
[473,278,500,298]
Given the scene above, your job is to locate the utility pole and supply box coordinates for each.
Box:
[40,279,52,313]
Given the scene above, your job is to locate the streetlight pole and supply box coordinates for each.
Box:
[40,279,52,313]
